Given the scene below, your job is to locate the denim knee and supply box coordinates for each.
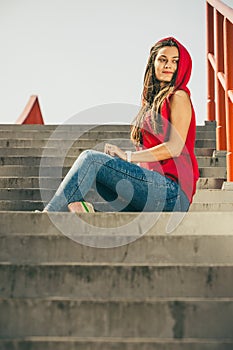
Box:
[79,149,94,161]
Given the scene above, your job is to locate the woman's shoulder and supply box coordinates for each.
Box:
[169,89,191,106]
[171,89,190,99]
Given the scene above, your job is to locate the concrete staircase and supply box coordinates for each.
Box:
[1,121,233,349]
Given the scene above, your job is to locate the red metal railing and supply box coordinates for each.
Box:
[206,0,233,181]
[15,95,44,124]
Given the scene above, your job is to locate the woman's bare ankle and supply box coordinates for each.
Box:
[68,201,95,213]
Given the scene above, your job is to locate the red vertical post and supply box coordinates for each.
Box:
[224,18,233,182]
[215,9,226,150]
[206,2,215,121]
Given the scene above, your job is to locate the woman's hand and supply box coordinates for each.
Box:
[104,143,127,161]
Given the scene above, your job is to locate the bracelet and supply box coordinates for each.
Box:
[125,151,132,163]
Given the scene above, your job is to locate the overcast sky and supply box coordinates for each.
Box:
[0,0,232,125]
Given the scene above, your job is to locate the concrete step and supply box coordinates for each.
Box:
[0,120,216,129]
[0,164,226,180]
[0,146,105,156]
[195,148,215,156]
[93,198,233,212]
[0,166,70,177]
[1,264,233,299]
[0,156,81,167]
[0,144,216,160]
[0,200,46,211]
[0,338,232,350]
[0,188,100,202]
[195,140,217,148]
[0,189,52,201]
[0,128,216,140]
[1,199,233,212]
[1,298,233,338]
[94,202,233,212]
[203,120,217,128]
[2,231,233,265]
[2,124,131,131]
[0,154,227,172]
[196,130,216,139]
[198,167,226,178]
[0,130,132,140]
[0,184,232,203]
[1,211,233,236]
[0,177,227,192]
[193,189,233,202]
[1,211,233,264]
[1,148,225,168]
[190,202,233,211]
[1,187,233,203]
[0,177,62,189]
[0,155,136,167]
[195,156,226,167]
[0,139,216,151]
[0,139,133,149]
[0,177,227,194]
[196,178,225,189]
[0,122,216,130]
[1,149,223,169]
[0,125,216,135]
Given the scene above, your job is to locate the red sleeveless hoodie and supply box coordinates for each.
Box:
[137,37,199,204]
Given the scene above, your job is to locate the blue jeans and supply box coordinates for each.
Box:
[44,150,190,212]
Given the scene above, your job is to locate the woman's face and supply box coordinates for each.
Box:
[154,46,179,86]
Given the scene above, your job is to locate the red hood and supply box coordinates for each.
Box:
[158,36,192,94]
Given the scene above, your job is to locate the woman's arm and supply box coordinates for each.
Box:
[104,90,192,162]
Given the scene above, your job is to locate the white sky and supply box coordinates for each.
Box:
[0,0,232,125]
